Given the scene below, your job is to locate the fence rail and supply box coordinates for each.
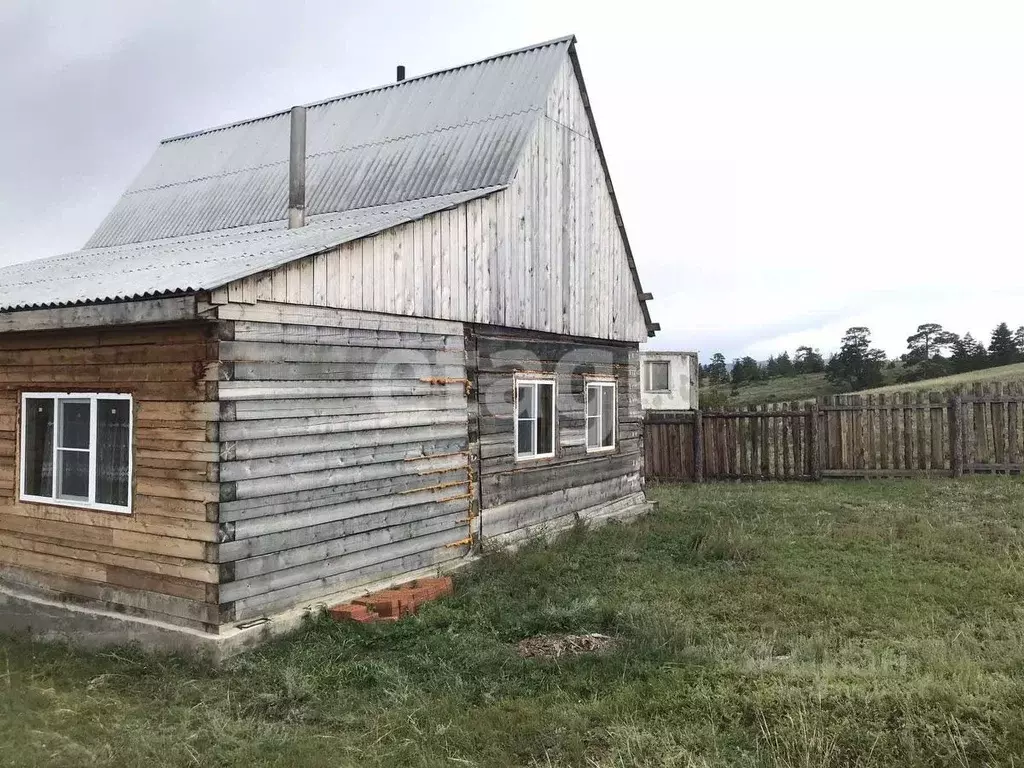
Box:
[644,383,1024,482]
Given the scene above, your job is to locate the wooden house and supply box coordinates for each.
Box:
[0,36,658,654]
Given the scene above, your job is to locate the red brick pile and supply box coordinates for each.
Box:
[328,577,453,623]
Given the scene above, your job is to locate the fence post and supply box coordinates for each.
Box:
[809,402,822,480]
[693,410,704,483]
[951,394,964,478]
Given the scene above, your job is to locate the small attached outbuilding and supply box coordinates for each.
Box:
[640,351,699,411]
[0,36,658,654]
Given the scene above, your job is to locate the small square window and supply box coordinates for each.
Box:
[21,393,133,514]
[514,379,556,460]
[645,360,670,392]
[585,381,616,452]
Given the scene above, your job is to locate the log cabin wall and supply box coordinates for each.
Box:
[0,321,222,632]
[469,324,645,545]
[214,301,474,622]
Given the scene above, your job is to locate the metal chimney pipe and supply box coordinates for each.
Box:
[288,105,307,229]
[396,65,406,82]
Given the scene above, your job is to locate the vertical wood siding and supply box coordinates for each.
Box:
[214,302,473,622]
[224,62,649,344]
[469,325,645,545]
[0,323,221,630]
[645,385,1024,482]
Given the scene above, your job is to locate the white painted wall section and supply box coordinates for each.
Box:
[640,351,698,411]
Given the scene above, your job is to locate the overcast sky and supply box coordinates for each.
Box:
[1,1,1022,360]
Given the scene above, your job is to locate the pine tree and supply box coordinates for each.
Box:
[731,357,760,384]
[951,335,977,373]
[968,333,989,369]
[950,333,988,371]
[795,345,825,374]
[776,351,795,377]
[988,322,1017,366]
[742,356,761,382]
[706,353,729,384]
[825,327,887,390]
[905,323,957,365]
[1014,326,1024,358]
[731,358,746,385]
[765,355,779,378]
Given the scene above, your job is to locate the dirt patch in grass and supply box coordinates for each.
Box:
[516,633,617,659]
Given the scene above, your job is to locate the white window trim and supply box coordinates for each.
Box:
[644,360,672,393]
[585,380,617,453]
[20,392,134,515]
[514,377,556,461]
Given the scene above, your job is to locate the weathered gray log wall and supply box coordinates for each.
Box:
[469,325,646,545]
[215,302,473,622]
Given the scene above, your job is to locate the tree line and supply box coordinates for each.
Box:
[700,322,1024,393]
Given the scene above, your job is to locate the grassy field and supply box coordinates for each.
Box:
[862,361,1024,396]
[705,362,1024,407]
[704,372,837,407]
[4,479,1024,767]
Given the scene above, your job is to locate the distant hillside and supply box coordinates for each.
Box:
[860,362,1024,397]
[703,373,837,407]
[702,362,1024,408]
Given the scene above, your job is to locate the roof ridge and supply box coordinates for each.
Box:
[161,35,575,145]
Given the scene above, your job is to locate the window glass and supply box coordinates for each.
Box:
[516,384,534,454]
[536,382,554,455]
[96,399,131,507]
[646,361,670,391]
[586,413,600,448]
[586,384,599,447]
[23,398,54,497]
[57,451,89,501]
[59,400,90,449]
[601,386,615,447]
[517,414,534,454]
[517,385,533,419]
[56,399,91,501]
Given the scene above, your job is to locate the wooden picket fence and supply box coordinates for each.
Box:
[644,382,1024,482]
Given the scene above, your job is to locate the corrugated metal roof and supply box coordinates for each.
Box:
[85,37,572,249]
[0,189,502,311]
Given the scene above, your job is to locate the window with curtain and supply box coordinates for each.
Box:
[585,381,616,452]
[21,393,133,513]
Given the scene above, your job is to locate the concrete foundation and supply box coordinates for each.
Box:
[0,561,473,662]
[0,500,654,660]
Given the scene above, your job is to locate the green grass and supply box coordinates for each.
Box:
[862,361,1024,396]
[705,372,838,407]
[705,362,1024,407]
[4,479,1024,766]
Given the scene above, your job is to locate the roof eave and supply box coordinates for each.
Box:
[0,293,202,333]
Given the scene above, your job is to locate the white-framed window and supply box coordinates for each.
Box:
[514,378,556,460]
[585,381,616,452]
[20,393,134,514]
[645,360,671,392]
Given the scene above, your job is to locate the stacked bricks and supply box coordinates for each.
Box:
[328,577,453,623]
